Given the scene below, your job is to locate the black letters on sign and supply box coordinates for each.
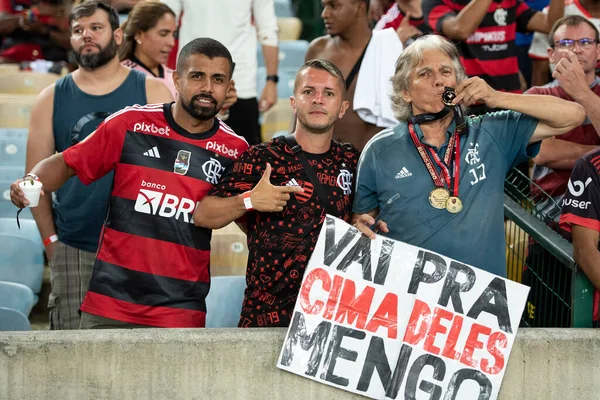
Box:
[404,354,446,400]
[280,311,332,377]
[320,324,366,387]
[357,338,415,400]
[323,216,359,266]
[438,261,477,315]
[467,277,513,334]
[408,251,447,295]
[443,369,492,400]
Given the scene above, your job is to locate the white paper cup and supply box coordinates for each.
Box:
[19,179,42,207]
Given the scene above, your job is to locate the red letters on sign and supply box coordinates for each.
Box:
[402,300,507,374]
[300,268,398,339]
[299,268,331,315]
[335,279,375,330]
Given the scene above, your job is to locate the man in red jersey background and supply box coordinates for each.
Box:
[423,0,564,113]
[9,37,249,329]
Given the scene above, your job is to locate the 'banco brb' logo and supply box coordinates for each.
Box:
[134,180,197,223]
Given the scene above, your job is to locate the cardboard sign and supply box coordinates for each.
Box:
[278,216,529,400]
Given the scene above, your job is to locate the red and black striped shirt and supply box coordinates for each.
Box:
[63,103,249,328]
[423,0,536,92]
[560,148,600,322]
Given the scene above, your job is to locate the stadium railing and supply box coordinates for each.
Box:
[504,167,594,327]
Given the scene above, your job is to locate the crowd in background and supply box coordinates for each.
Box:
[2,0,600,331]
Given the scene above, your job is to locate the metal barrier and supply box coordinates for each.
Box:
[504,168,594,328]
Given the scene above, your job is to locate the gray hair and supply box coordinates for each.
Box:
[390,35,467,122]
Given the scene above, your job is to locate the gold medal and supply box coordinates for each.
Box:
[429,188,450,209]
[446,196,463,214]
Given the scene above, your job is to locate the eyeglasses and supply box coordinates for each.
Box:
[552,38,597,50]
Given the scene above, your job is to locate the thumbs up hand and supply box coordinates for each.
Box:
[396,13,423,47]
[249,163,304,213]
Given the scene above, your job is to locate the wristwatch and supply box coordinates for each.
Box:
[266,75,279,83]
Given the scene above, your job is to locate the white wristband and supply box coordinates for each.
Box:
[242,191,254,211]
[43,234,58,247]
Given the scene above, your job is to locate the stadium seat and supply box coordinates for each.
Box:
[274,0,294,17]
[205,276,246,328]
[0,217,41,247]
[0,166,31,219]
[0,72,59,95]
[0,281,35,316]
[505,220,529,283]
[211,230,248,276]
[0,307,31,331]
[258,40,309,69]
[257,66,296,100]
[260,99,294,142]
[0,101,35,128]
[0,128,28,167]
[0,64,20,76]
[0,233,44,295]
[278,17,302,40]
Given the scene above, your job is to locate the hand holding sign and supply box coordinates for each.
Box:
[250,163,303,212]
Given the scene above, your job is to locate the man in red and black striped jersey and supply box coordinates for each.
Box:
[10,38,249,329]
[560,148,600,326]
[194,59,360,328]
[423,0,564,106]
[374,0,432,44]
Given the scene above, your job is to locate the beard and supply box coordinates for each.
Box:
[297,111,337,134]
[181,93,221,121]
[73,37,118,70]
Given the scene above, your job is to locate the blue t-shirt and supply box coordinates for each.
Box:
[52,70,147,252]
[353,111,540,277]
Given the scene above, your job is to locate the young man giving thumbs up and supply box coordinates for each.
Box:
[194,59,360,328]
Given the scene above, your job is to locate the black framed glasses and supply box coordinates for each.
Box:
[552,38,597,49]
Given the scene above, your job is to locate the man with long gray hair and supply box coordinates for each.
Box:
[353,34,585,277]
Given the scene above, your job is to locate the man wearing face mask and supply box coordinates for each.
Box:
[23,0,173,330]
[11,37,248,329]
